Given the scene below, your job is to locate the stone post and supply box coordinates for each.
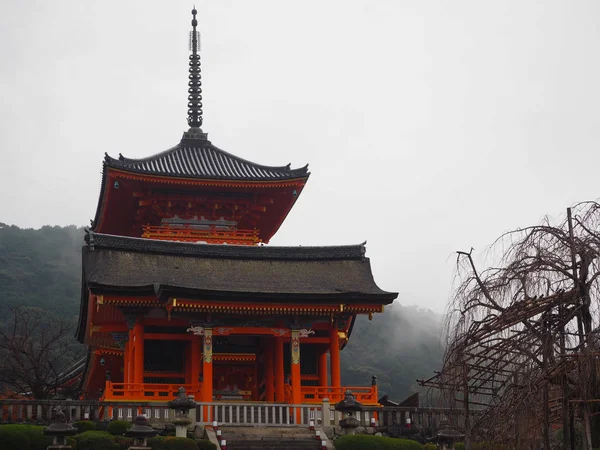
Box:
[335,390,363,436]
[44,410,77,449]
[321,398,331,427]
[125,415,158,450]
[168,387,196,438]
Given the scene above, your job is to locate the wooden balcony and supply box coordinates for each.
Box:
[104,381,378,404]
[141,224,260,245]
[103,382,201,401]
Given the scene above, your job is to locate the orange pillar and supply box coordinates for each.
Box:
[290,329,302,405]
[265,340,275,402]
[133,320,144,385]
[123,337,131,384]
[274,337,285,402]
[318,346,328,387]
[201,328,213,403]
[191,335,201,395]
[329,325,341,389]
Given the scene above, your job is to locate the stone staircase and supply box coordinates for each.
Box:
[219,426,323,450]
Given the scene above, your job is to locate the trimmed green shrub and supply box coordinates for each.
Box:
[113,435,133,450]
[74,430,119,450]
[456,443,509,450]
[196,439,218,450]
[148,436,201,450]
[106,420,132,436]
[334,435,423,450]
[74,420,97,433]
[0,425,31,450]
[423,444,437,450]
[0,424,76,450]
[21,425,53,450]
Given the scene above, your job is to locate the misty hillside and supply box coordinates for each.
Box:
[0,223,443,400]
[342,304,443,401]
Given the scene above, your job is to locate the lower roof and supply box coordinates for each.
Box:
[77,232,397,340]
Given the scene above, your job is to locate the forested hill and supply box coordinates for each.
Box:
[0,223,83,321]
[0,223,444,401]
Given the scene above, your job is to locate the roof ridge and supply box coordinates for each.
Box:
[85,231,366,261]
[103,138,310,181]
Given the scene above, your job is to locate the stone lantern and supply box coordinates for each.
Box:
[168,387,196,438]
[44,410,77,449]
[125,415,158,450]
[436,421,464,450]
[335,389,363,435]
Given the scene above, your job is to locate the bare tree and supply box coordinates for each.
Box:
[0,307,83,399]
[420,201,600,449]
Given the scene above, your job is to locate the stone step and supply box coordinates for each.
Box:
[220,426,323,450]
[227,442,321,450]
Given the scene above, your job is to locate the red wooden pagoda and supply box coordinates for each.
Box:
[76,8,397,406]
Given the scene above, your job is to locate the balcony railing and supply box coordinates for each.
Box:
[141,225,260,245]
[105,382,378,404]
[299,385,379,404]
[103,382,201,401]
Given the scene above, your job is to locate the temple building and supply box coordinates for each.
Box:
[75,9,397,405]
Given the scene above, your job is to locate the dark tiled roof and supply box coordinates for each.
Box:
[85,232,366,260]
[104,135,309,181]
[77,233,397,341]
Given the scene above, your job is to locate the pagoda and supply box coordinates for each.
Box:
[75,9,397,406]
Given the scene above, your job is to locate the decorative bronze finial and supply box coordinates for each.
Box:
[187,7,203,129]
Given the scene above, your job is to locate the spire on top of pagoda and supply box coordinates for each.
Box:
[187,7,203,131]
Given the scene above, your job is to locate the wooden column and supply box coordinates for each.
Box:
[123,336,131,384]
[191,335,201,393]
[265,340,275,402]
[201,327,213,403]
[274,337,285,402]
[329,325,341,388]
[318,346,328,387]
[290,329,302,406]
[133,320,144,384]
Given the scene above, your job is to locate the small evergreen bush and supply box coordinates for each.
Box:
[334,434,423,449]
[113,435,133,450]
[196,439,218,449]
[423,444,437,450]
[0,424,76,450]
[74,420,97,433]
[74,430,119,450]
[0,425,31,450]
[22,425,53,450]
[106,420,132,436]
[148,436,201,450]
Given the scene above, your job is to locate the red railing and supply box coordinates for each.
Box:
[103,382,201,401]
[103,381,377,404]
[141,225,260,245]
[300,385,379,405]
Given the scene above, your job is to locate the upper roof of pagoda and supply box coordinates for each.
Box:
[104,133,310,182]
[90,10,310,241]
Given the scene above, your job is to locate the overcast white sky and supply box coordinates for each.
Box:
[1,0,599,312]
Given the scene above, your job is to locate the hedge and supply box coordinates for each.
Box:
[423,444,437,450]
[197,440,217,450]
[74,430,119,450]
[456,443,509,450]
[0,424,77,450]
[106,420,132,436]
[334,435,423,450]
[148,436,202,450]
[0,424,216,450]
[74,420,97,433]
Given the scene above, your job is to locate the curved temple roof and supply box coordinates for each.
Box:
[104,136,310,181]
[76,232,397,341]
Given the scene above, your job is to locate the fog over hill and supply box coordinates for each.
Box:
[0,223,443,400]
